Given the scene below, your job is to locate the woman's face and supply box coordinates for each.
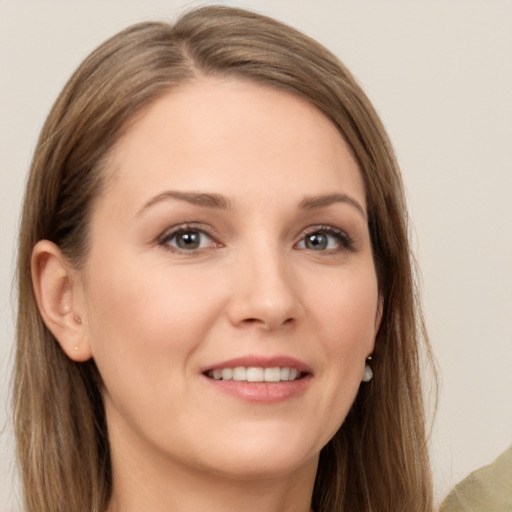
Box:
[75,78,380,480]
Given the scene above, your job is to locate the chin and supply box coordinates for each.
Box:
[189,429,322,481]
[207,452,318,482]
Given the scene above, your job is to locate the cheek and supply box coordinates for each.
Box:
[81,256,226,399]
[305,265,378,432]
[311,263,379,352]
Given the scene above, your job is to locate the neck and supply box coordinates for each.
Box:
[106,426,318,512]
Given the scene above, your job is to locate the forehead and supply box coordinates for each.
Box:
[101,77,365,212]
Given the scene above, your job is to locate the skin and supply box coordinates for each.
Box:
[33,77,381,512]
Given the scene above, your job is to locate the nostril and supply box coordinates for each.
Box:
[239,318,263,326]
[240,316,295,328]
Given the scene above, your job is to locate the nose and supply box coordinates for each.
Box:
[226,245,303,331]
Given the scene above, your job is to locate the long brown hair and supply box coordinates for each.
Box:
[14,6,435,511]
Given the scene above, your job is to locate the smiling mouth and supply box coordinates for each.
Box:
[204,367,305,383]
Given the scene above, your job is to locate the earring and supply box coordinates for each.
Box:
[362,356,373,382]
[73,346,79,352]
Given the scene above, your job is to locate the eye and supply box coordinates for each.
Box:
[159,227,217,252]
[296,227,353,252]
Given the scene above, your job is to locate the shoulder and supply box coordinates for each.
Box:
[440,445,512,512]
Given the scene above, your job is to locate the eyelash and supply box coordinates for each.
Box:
[158,224,219,254]
[298,225,355,253]
[157,224,354,254]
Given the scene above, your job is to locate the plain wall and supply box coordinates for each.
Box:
[1,1,511,509]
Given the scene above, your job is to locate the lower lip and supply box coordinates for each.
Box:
[203,375,312,403]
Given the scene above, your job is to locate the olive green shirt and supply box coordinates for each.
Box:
[440,445,512,512]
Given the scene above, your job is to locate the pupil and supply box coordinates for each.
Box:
[177,231,200,249]
[306,233,327,250]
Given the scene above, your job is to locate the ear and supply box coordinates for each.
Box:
[31,240,92,362]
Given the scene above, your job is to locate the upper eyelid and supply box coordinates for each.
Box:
[295,224,355,251]
[296,224,351,240]
[157,223,218,246]
[159,222,212,237]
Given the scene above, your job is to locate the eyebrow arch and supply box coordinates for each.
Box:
[136,191,230,216]
[299,193,367,219]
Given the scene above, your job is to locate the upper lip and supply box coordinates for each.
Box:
[201,355,313,374]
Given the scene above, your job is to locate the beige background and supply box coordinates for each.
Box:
[1,1,511,509]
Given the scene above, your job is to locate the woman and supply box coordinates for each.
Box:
[14,5,434,512]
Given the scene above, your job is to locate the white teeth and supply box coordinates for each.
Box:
[221,368,233,381]
[264,367,281,382]
[233,367,247,381]
[207,366,302,382]
[247,367,264,382]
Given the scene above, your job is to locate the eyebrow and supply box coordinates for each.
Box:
[136,190,366,219]
[136,191,230,216]
[299,193,367,219]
